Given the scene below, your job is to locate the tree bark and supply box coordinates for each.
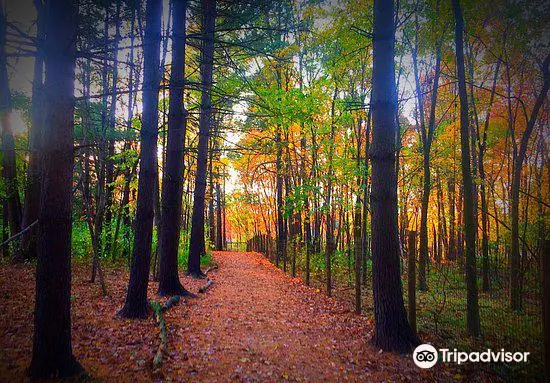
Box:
[447,176,456,261]
[187,0,216,278]
[370,0,419,353]
[0,7,22,241]
[158,0,192,297]
[412,26,441,291]
[510,53,550,310]
[215,181,223,250]
[27,0,84,377]
[479,58,501,292]
[104,0,121,259]
[452,0,480,337]
[407,231,417,336]
[20,0,45,261]
[119,0,163,319]
[325,86,338,297]
[362,107,371,285]
[354,117,363,314]
[208,142,215,246]
[276,124,285,268]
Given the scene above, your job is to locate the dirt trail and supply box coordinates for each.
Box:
[1,251,461,382]
[168,251,438,382]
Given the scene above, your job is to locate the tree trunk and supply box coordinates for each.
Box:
[452,0,481,337]
[370,0,418,353]
[208,142,215,247]
[411,39,428,292]
[0,8,22,241]
[91,7,111,283]
[222,176,227,250]
[407,231,417,336]
[479,58,501,292]
[412,30,441,291]
[119,0,163,319]
[325,86,338,297]
[510,54,549,310]
[362,108,371,285]
[158,0,190,296]
[354,117,363,314]
[27,0,83,377]
[20,0,45,261]
[447,176,456,261]
[104,0,121,259]
[436,174,447,261]
[188,0,216,278]
[215,181,223,250]
[276,125,285,268]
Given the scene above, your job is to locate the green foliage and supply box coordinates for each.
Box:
[175,230,213,269]
[71,220,93,260]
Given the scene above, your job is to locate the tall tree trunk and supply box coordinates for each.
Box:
[447,176,456,261]
[412,30,441,291]
[113,8,138,260]
[479,58,501,292]
[119,0,163,318]
[20,0,45,261]
[158,0,191,296]
[457,183,464,267]
[354,116,363,314]
[153,0,171,281]
[104,0,121,259]
[208,139,215,247]
[362,107,371,285]
[92,7,111,283]
[370,0,418,353]
[276,124,285,268]
[187,0,215,278]
[0,8,22,241]
[325,86,338,297]
[510,54,550,310]
[27,0,83,377]
[452,0,480,336]
[411,37,428,291]
[301,132,312,285]
[436,174,447,260]
[215,181,223,250]
[222,175,227,249]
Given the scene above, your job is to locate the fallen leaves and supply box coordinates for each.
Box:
[0,252,494,382]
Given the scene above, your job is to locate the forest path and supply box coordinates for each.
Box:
[171,251,431,382]
[0,251,451,382]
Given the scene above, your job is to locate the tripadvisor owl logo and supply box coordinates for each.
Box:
[412,344,530,369]
[413,344,438,368]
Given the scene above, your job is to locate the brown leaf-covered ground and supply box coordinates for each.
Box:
[1,251,498,382]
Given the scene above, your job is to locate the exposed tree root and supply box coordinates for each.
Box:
[198,279,215,293]
[186,270,207,279]
[204,263,219,275]
[150,296,181,369]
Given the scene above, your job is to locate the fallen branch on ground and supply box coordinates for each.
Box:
[199,279,215,293]
[150,295,181,369]
[162,295,180,311]
[204,263,219,275]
